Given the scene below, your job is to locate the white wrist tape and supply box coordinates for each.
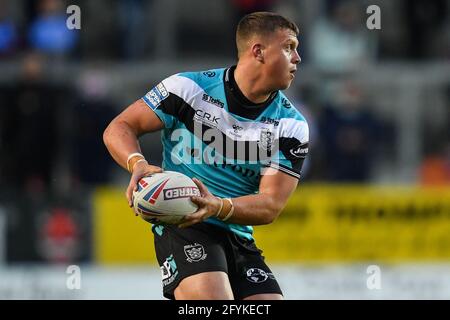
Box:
[126,152,145,173]
[221,198,234,221]
[215,197,224,218]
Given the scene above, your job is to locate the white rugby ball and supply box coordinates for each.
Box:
[132,171,200,224]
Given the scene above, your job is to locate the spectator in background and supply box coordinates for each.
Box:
[28,0,79,56]
[308,0,377,72]
[319,81,381,182]
[70,70,116,186]
[231,0,278,27]
[435,22,450,60]
[0,53,62,194]
[404,0,447,60]
[117,0,149,60]
[0,0,18,57]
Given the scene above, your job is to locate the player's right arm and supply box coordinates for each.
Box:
[103,98,164,208]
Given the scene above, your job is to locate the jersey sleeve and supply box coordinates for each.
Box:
[141,75,183,129]
[266,116,309,180]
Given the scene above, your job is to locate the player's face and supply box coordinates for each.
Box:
[263,28,301,90]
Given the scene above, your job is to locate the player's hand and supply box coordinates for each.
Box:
[178,178,222,228]
[126,161,163,212]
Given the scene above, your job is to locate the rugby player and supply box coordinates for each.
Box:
[103,12,309,300]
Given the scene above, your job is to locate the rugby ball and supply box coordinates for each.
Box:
[132,171,200,224]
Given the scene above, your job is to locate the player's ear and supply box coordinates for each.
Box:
[251,44,265,62]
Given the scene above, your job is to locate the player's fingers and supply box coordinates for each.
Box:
[192,178,209,196]
[183,210,205,221]
[126,190,137,215]
[178,209,207,228]
[149,165,163,173]
[126,184,133,207]
[127,177,140,208]
[190,195,208,207]
[178,218,202,229]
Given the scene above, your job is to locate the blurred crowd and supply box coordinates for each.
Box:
[0,0,448,190]
[1,0,450,60]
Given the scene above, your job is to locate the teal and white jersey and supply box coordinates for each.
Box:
[142,67,309,240]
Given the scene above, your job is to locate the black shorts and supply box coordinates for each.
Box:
[153,222,283,300]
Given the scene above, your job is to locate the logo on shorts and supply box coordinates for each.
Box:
[184,243,207,263]
[246,268,269,283]
[161,254,179,286]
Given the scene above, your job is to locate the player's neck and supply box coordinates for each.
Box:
[234,64,272,104]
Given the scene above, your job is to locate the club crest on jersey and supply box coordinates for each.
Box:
[184,243,207,263]
[258,129,274,151]
[143,179,170,204]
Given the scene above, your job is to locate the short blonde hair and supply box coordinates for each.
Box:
[236,12,299,58]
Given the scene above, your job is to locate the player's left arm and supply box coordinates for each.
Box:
[223,168,299,225]
[179,169,298,228]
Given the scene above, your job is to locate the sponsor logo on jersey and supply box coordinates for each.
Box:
[163,187,200,200]
[281,98,291,108]
[259,116,280,127]
[202,93,224,108]
[212,159,257,178]
[232,124,243,133]
[202,71,216,77]
[289,143,309,159]
[227,124,244,137]
[144,82,169,109]
[194,109,221,128]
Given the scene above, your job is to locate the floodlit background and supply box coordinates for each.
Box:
[0,0,449,299]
